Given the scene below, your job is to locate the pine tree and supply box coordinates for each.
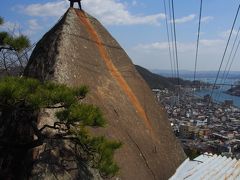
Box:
[0,16,31,75]
[0,77,121,178]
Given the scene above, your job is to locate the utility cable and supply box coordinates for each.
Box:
[208,3,240,106]
[225,37,240,82]
[168,0,177,78]
[171,0,180,86]
[163,0,174,78]
[224,39,240,83]
[220,35,240,98]
[193,0,203,85]
[216,25,240,100]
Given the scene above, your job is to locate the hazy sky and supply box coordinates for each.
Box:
[1,0,240,71]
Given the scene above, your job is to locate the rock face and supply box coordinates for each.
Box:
[25,8,186,180]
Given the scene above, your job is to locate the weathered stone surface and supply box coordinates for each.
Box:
[25,8,186,180]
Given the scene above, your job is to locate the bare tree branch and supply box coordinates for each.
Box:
[0,47,15,51]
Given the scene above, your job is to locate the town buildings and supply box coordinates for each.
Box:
[154,88,240,159]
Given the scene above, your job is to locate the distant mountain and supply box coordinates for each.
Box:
[135,65,175,89]
[135,65,197,90]
[152,69,240,79]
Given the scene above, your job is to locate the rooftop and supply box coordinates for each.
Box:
[170,153,240,180]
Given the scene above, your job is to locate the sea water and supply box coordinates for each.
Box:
[188,77,240,107]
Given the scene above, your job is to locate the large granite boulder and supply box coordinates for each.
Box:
[24,8,186,180]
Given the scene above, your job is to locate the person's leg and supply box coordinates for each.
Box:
[70,1,74,8]
[78,1,82,10]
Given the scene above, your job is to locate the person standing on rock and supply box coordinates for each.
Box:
[69,0,82,10]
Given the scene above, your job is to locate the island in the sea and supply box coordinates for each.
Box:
[226,85,240,96]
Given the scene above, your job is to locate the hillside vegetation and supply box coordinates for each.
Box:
[135,65,195,90]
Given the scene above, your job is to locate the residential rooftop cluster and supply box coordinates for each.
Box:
[153,88,240,159]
